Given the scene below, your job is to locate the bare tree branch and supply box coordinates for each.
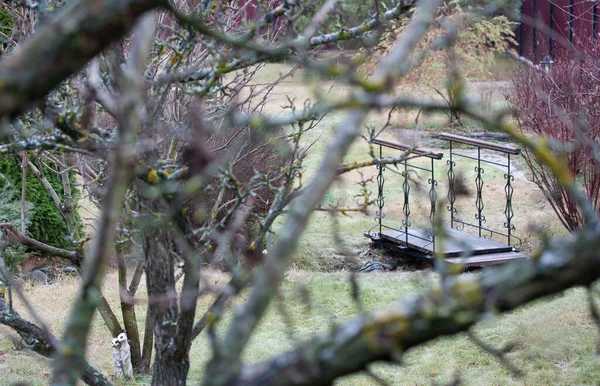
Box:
[50,11,156,384]
[0,311,112,386]
[0,222,80,263]
[158,0,417,85]
[0,0,164,120]
[204,1,443,384]
[20,152,27,233]
[233,224,600,385]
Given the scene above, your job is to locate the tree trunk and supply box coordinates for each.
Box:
[152,359,189,386]
[116,248,142,370]
[140,307,153,374]
[144,206,188,385]
[20,152,27,233]
[61,153,80,239]
[143,203,198,384]
[0,223,80,263]
[98,294,122,337]
[122,299,142,368]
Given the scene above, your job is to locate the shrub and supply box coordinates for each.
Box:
[0,155,82,249]
[364,1,517,83]
[0,8,12,38]
[506,46,600,231]
[0,180,34,272]
[2,246,28,273]
[362,1,515,127]
[0,187,33,231]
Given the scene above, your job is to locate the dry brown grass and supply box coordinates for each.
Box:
[0,269,231,385]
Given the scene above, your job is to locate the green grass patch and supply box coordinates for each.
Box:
[186,273,600,385]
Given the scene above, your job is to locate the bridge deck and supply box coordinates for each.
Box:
[380,227,513,257]
[444,251,529,267]
[367,227,528,267]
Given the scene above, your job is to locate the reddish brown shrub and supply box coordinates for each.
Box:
[507,47,600,231]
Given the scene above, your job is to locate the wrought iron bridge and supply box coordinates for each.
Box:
[365,133,528,267]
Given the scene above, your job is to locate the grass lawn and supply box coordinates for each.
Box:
[2,271,600,385]
[0,63,585,384]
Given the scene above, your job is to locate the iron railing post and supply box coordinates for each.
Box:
[376,144,385,236]
[504,154,515,247]
[428,158,437,252]
[402,159,411,245]
[447,141,456,229]
[474,146,485,238]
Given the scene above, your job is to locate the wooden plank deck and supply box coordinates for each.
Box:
[379,227,513,257]
[372,137,444,159]
[445,251,529,267]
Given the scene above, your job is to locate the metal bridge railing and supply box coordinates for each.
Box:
[437,133,522,251]
[369,137,443,252]
[368,133,523,254]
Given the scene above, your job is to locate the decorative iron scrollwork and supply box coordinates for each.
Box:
[402,163,411,244]
[447,160,456,213]
[428,177,438,224]
[428,157,438,252]
[503,154,521,250]
[446,142,457,232]
[376,162,386,234]
[503,173,515,228]
[474,163,485,237]
[483,229,494,240]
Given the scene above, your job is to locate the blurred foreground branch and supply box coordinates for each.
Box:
[0,311,112,386]
[0,0,163,120]
[233,222,600,385]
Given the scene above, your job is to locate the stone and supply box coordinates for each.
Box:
[62,266,77,274]
[31,270,49,285]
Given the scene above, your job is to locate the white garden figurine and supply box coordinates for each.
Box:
[111,338,123,379]
[116,331,134,378]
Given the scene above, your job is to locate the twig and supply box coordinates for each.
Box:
[467,330,523,377]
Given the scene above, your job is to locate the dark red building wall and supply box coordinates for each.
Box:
[518,0,599,61]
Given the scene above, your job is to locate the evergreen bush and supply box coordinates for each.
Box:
[2,246,29,273]
[0,187,33,230]
[0,155,83,250]
[0,9,11,33]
